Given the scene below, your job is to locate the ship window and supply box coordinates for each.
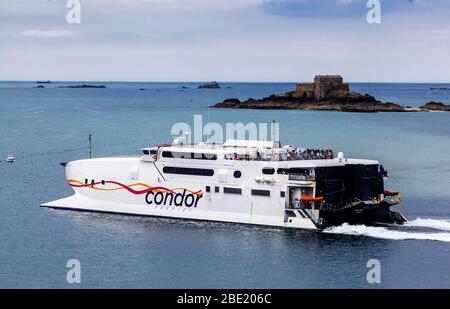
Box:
[262,168,275,175]
[162,166,214,176]
[162,151,217,160]
[224,187,242,194]
[251,189,270,197]
[84,179,88,184]
[215,186,220,193]
[142,149,150,155]
[101,180,105,185]
[206,186,210,193]
[286,210,296,217]
[233,171,242,178]
[277,168,310,175]
[280,191,286,198]
[150,150,157,155]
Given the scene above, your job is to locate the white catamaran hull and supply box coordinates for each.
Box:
[42,157,318,230]
[42,193,317,229]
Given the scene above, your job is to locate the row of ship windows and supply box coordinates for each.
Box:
[143,150,218,160]
[163,166,241,178]
[162,151,217,160]
[162,166,310,177]
[205,186,286,198]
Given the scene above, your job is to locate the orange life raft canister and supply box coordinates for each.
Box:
[384,190,399,196]
[300,195,324,202]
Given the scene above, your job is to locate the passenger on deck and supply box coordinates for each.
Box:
[256,151,262,161]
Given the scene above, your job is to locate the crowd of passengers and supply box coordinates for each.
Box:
[287,148,334,160]
[225,147,334,161]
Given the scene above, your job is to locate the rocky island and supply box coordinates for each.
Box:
[198,81,221,89]
[212,75,449,113]
[419,101,450,111]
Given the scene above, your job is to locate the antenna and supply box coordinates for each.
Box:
[89,134,92,158]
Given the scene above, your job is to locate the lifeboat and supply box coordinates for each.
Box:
[384,190,399,196]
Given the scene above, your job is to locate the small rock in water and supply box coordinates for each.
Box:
[58,84,106,89]
[420,101,450,111]
[198,81,221,89]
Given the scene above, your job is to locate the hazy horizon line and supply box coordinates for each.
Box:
[1,79,450,84]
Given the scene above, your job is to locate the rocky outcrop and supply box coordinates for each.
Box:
[198,81,220,89]
[212,75,450,113]
[212,75,412,112]
[419,101,450,111]
[58,84,106,89]
[212,95,407,112]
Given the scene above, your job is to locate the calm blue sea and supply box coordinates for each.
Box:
[0,81,449,288]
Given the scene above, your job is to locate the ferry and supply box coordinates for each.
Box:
[42,133,407,229]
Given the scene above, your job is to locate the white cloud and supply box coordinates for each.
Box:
[414,29,450,42]
[16,30,80,38]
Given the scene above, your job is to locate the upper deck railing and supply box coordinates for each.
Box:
[145,143,335,162]
[223,148,334,161]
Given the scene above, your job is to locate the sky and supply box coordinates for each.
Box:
[1,0,450,82]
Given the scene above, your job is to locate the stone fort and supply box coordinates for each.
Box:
[294,75,349,101]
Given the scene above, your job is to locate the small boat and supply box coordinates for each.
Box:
[6,154,15,162]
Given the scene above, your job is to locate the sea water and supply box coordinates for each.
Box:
[0,81,449,288]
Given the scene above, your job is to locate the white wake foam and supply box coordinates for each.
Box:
[325,223,450,242]
[405,218,450,231]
